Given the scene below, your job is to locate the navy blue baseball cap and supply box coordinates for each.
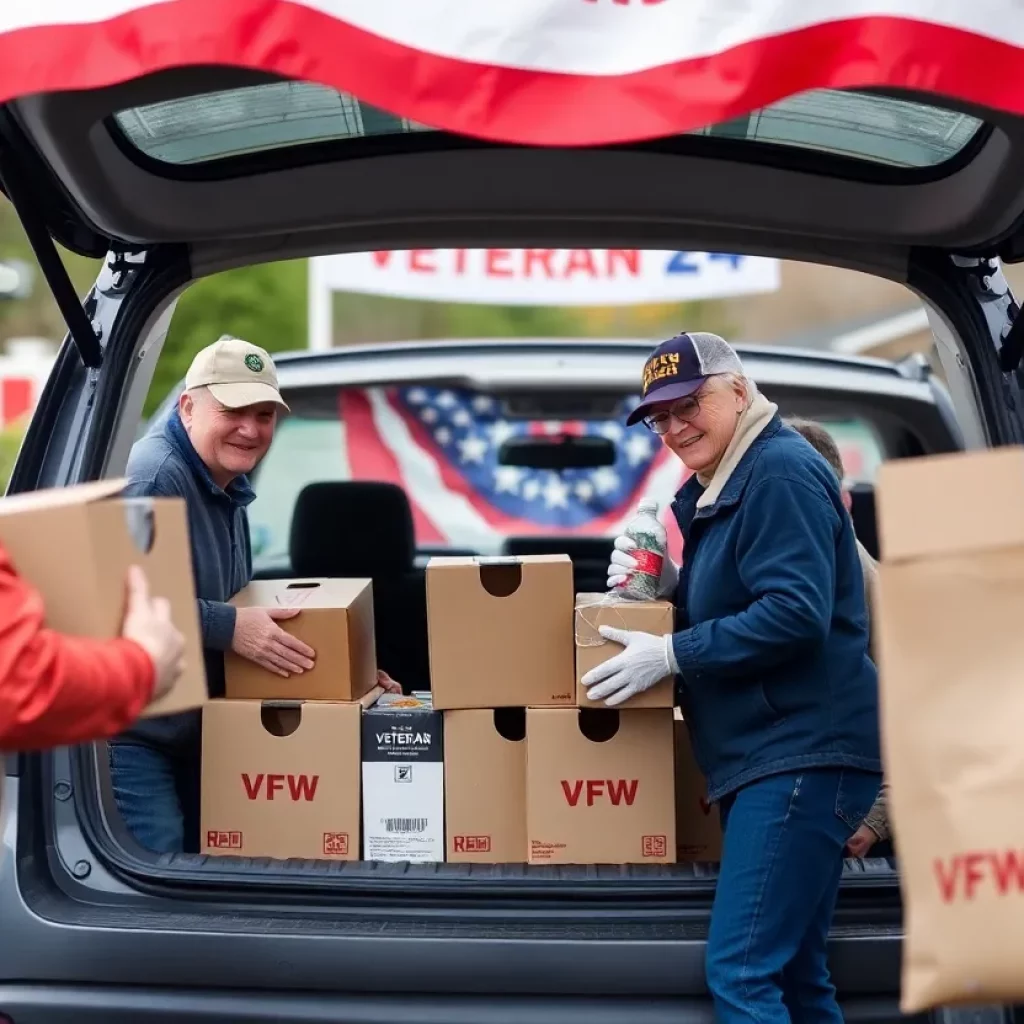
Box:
[626,331,744,426]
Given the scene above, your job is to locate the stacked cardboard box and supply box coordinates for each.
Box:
[201,577,379,861]
[534,592,677,865]
[198,558,717,867]
[429,556,681,865]
[428,555,572,863]
[673,709,722,862]
[574,595,720,863]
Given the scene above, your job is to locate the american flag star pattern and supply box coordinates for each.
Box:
[339,386,688,555]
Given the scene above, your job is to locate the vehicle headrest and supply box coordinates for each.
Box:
[289,481,416,578]
[848,482,879,560]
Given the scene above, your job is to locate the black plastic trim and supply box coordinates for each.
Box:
[0,107,111,258]
[0,985,918,1024]
[908,249,1024,446]
[77,245,190,479]
[0,145,103,367]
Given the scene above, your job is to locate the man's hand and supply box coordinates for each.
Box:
[121,565,186,699]
[581,627,673,707]
[845,823,880,858]
[232,606,316,678]
[377,670,403,694]
[607,535,679,598]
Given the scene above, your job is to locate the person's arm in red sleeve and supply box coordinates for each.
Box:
[0,544,156,751]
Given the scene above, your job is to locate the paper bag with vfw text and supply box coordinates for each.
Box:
[874,448,1024,1013]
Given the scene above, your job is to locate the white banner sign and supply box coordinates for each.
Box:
[313,249,780,307]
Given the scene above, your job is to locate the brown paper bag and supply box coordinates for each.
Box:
[875,448,1024,1012]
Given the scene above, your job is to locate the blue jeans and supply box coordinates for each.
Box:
[108,741,200,855]
[706,768,882,1024]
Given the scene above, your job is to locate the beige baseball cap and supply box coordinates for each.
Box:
[185,335,289,411]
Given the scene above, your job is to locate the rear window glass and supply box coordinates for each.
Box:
[244,386,886,569]
[113,82,983,169]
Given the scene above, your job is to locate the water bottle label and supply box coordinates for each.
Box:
[633,550,664,578]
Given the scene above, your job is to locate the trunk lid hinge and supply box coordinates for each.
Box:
[0,150,105,369]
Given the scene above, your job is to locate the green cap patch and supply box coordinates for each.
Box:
[244,353,264,373]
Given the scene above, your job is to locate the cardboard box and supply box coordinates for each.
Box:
[673,710,722,861]
[575,593,675,708]
[444,709,526,862]
[526,708,675,864]
[201,691,379,860]
[362,692,444,862]
[225,578,376,701]
[426,555,575,710]
[0,479,206,717]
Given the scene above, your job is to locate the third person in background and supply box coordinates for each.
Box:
[785,417,890,858]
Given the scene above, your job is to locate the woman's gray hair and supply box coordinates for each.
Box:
[712,370,758,409]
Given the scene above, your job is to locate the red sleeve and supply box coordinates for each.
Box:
[0,543,155,751]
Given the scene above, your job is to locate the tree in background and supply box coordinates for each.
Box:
[0,199,99,341]
[145,258,308,414]
[0,417,27,492]
[150,260,730,415]
[0,192,737,420]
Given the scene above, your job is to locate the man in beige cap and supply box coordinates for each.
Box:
[108,335,315,854]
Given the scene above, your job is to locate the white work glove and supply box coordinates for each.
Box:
[581,627,674,707]
[606,536,679,599]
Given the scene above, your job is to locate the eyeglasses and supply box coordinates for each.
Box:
[642,394,702,435]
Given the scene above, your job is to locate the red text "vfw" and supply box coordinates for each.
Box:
[934,849,1024,902]
[561,779,638,807]
[242,773,319,801]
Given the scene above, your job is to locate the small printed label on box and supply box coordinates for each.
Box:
[642,835,668,858]
[529,839,567,862]
[207,829,243,850]
[394,764,413,783]
[678,843,713,857]
[323,832,350,856]
[453,835,491,854]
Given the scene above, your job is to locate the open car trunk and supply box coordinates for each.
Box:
[76,342,959,897]
[4,38,1024,1015]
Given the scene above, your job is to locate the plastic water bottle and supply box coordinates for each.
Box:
[621,498,667,601]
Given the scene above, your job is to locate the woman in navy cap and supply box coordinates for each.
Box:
[586,331,882,1024]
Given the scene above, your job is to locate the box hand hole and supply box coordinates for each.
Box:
[261,705,302,737]
[578,709,620,743]
[478,563,522,598]
[123,500,156,554]
[493,707,526,742]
